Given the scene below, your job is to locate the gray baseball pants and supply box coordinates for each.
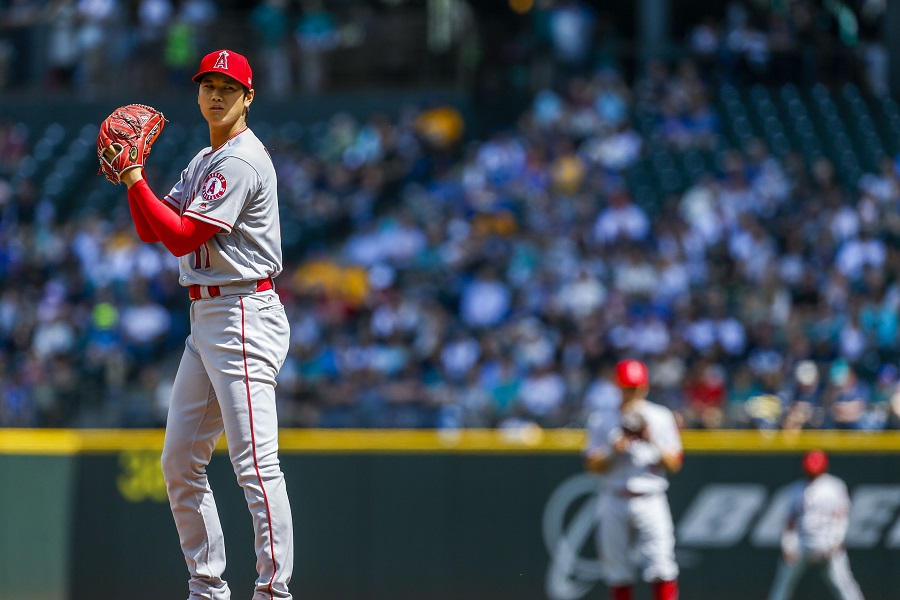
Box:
[161,290,293,600]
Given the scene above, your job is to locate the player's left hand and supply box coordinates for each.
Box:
[97,104,166,184]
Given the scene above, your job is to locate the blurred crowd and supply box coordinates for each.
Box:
[682,0,886,94]
[0,0,464,97]
[0,1,888,99]
[3,0,900,432]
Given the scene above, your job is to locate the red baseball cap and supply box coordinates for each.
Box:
[802,449,828,476]
[193,49,253,89]
[615,359,649,388]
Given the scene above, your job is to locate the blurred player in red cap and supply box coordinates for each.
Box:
[584,359,683,600]
[767,450,863,600]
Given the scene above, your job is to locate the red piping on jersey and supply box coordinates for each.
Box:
[240,297,278,598]
[184,209,233,230]
[204,127,248,156]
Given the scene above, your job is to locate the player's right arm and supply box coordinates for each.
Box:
[122,169,219,256]
[121,167,182,243]
[780,483,801,563]
[781,526,799,564]
[128,191,162,243]
[584,411,625,473]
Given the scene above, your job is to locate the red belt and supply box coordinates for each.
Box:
[189,278,273,301]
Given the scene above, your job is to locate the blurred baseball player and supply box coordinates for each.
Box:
[98,49,293,599]
[766,450,863,600]
[584,358,683,600]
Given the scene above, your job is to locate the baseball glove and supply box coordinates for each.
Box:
[97,104,166,184]
[620,411,648,440]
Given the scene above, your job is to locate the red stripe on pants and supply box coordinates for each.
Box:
[240,297,278,598]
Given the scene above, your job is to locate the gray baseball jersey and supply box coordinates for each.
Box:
[585,400,682,494]
[163,127,282,288]
[767,473,863,600]
[159,125,294,600]
[788,473,851,555]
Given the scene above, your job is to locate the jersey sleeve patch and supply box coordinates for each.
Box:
[202,172,227,201]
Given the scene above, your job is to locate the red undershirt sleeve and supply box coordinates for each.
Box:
[128,194,160,243]
[127,179,221,257]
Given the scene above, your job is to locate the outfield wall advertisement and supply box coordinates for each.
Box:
[2,430,899,600]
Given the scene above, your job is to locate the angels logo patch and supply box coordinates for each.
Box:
[202,172,226,201]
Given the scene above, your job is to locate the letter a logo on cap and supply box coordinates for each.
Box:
[214,50,229,70]
[193,48,253,89]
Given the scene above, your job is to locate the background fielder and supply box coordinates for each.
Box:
[767,449,864,600]
[585,358,682,600]
[100,49,294,600]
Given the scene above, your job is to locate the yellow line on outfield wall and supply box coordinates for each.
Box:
[2,428,900,455]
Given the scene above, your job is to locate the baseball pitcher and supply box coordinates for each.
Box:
[97,49,293,600]
[585,358,682,600]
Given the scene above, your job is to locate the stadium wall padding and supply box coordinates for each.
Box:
[0,455,75,600]
[2,429,899,600]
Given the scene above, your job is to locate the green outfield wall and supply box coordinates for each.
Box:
[1,429,899,600]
